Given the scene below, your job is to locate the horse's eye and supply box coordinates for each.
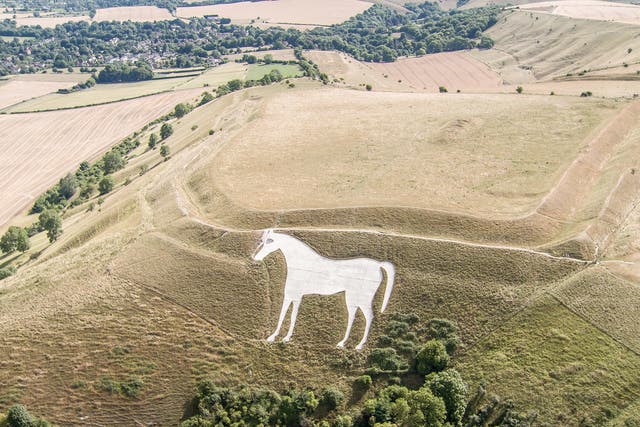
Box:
[266,238,274,244]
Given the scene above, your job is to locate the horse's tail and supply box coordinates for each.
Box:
[380,261,395,313]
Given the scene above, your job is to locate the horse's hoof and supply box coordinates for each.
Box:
[355,344,364,351]
[266,335,276,342]
[282,337,291,343]
[336,342,345,348]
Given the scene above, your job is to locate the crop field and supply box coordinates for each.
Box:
[208,87,620,218]
[245,63,302,80]
[369,51,502,92]
[176,0,372,27]
[93,6,174,22]
[0,73,87,110]
[517,0,640,25]
[0,88,201,228]
[223,49,297,63]
[4,77,196,113]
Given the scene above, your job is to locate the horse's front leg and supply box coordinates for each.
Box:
[267,297,291,342]
[337,304,357,348]
[355,305,374,350]
[282,299,301,342]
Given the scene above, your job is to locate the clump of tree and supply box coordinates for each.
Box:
[38,209,62,243]
[97,62,153,83]
[57,76,96,94]
[173,102,192,118]
[160,145,170,160]
[160,123,174,140]
[1,404,52,427]
[0,226,30,254]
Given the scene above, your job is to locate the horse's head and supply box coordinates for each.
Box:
[253,229,278,261]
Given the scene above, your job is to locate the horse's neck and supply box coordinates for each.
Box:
[276,234,319,264]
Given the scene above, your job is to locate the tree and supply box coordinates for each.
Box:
[6,404,33,427]
[102,151,125,174]
[174,103,190,118]
[99,176,114,195]
[428,369,466,427]
[320,387,344,411]
[148,133,158,149]
[199,91,214,106]
[416,340,449,375]
[0,226,30,254]
[58,173,78,199]
[38,210,62,243]
[160,144,170,160]
[160,123,173,140]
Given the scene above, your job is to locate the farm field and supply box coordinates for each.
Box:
[0,88,201,228]
[223,48,297,63]
[0,73,87,110]
[516,0,640,25]
[93,5,173,22]
[176,0,372,26]
[369,51,502,92]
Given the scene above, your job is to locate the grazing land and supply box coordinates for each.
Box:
[176,0,372,26]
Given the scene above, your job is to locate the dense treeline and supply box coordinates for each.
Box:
[96,62,153,82]
[182,315,533,426]
[2,0,263,14]
[0,2,500,74]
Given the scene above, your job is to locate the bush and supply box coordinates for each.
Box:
[38,210,62,243]
[365,84,372,91]
[160,123,173,140]
[416,340,449,374]
[148,133,158,149]
[0,266,17,280]
[427,318,459,355]
[370,347,406,371]
[58,173,77,199]
[199,91,214,106]
[98,176,114,195]
[516,86,523,94]
[580,91,593,97]
[0,226,30,254]
[355,374,372,390]
[439,86,448,93]
[174,102,190,118]
[428,369,467,427]
[6,405,32,427]
[102,151,125,174]
[121,377,144,398]
[321,387,345,410]
[160,144,170,160]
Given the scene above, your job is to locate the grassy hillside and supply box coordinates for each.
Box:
[0,74,639,426]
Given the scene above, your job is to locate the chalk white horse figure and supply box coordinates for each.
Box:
[253,229,395,350]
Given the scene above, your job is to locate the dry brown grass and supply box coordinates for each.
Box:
[93,6,173,22]
[478,10,640,81]
[176,0,371,27]
[208,87,619,217]
[517,0,640,25]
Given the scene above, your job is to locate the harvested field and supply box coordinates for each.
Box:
[9,14,89,27]
[0,74,87,110]
[517,0,640,25]
[0,89,201,228]
[93,6,174,22]
[481,10,640,80]
[5,79,195,113]
[369,51,502,92]
[176,0,371,27]
[208,87,620,218]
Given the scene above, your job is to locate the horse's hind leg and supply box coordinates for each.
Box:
[337,305,357,348]
[282,299,300,342]
[267,298,291,342]
[355,305,374,350]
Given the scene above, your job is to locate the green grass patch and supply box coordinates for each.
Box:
[245,63,302,81]
[456,294,640,425]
